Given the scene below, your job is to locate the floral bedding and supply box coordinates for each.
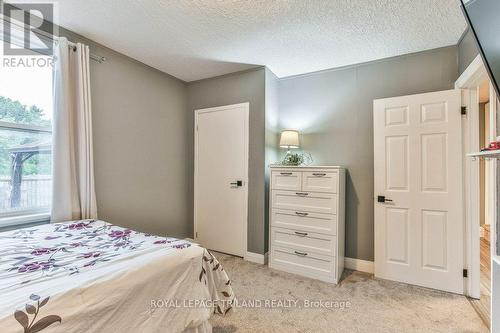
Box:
[0,220,234,333]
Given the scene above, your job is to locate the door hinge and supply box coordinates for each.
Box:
[463,269,468,278]
[195,232,198,238]
[461,106,467,115]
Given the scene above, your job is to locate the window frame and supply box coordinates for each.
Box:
[0,212,50,228]
[0,115,53,224]
[0,17,54,227]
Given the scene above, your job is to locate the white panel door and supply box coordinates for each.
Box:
[374,90,464,294]
[194,103,248,257]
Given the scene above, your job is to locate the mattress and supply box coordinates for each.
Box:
[0,220,234,332]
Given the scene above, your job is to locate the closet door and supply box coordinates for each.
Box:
[194,103,248,257]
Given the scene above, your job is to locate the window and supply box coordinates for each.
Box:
[0,42,53,222]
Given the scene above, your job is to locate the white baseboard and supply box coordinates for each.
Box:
[344,257,374,274]
[244,251,268,265]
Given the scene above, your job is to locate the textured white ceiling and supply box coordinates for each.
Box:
[52,0,467,82]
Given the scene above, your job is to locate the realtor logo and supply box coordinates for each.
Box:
[2,2,55,56]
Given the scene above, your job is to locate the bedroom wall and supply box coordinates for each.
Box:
[458,28,479,75]
[6,21,465,263]
[277,46,459,261]
[187,68,267,255]
[55,28,191,238]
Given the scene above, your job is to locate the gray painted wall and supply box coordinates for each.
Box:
[458,28,479,75]
[3,22,465,263]
[56,28,191,238]
[277,46,459,261]
[187,68,267,254]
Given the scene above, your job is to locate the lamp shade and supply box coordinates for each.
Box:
[280,130,300,149]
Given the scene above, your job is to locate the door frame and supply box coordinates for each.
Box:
[193,102,249,257]
[455,54,497,299]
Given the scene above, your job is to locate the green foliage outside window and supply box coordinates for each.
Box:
[0,96,52,177]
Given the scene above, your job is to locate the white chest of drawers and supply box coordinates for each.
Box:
[269,165,345,283]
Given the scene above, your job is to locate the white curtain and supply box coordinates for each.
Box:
[51,37,97,222]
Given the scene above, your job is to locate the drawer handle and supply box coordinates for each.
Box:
[295,192,309,196]
[280,172,293,176]
[295,212,309,217]
[294,251,308,257]
[312,173,326,177]
[294,231,308,237]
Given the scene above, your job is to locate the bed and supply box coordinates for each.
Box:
[0,220,234,333]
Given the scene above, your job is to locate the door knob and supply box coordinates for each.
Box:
[230,180,243,188]
[377,195,393,203]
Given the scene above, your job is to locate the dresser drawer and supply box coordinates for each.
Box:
[271,209,337,235]
[270,246,336,282]
[271,227,336,257]
[271,171,302,191]
[302,171,338,193]
[272,190,337,214]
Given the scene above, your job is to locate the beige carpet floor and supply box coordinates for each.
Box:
[210,252,488,333]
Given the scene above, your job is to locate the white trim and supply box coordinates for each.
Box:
[455,55,488,89]
[488,84,498,271]
[344,257,374,274]
[244,251,268,265]
[464,88,481,299]
[0,213,50,228]
[0,121,51,133]
[456,56,490,299]
[193,103,249,258]
[0,206,50,218]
